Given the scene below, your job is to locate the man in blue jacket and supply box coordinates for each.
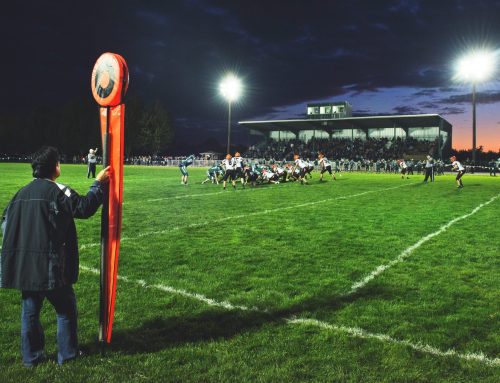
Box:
[1,146,110,367]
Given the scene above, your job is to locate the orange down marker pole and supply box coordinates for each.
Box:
[91,52,129,345]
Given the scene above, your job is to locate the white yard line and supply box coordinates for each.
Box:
[79,183,413,250]
[287,318,500,367]
[347,192,500,295]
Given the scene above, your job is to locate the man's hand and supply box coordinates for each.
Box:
[96,166,111,183]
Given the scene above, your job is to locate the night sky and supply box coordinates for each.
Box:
[2,0,500,151]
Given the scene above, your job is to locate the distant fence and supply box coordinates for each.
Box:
[1,155,498,174]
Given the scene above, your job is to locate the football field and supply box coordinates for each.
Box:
[0,163,499,382]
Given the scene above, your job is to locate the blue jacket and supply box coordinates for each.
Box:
[1,178,104,291]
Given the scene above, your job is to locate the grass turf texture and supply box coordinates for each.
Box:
[0,163,498,382]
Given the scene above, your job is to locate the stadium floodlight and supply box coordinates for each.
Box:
[454,49,496,166]
[455,50,496,83]
[220,74,242,154]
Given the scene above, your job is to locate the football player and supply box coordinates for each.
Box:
[318,153,336,181]
[450,155,465,188]
[292,154,308,184]
[202,164,224,184]
[398,159,409,179]
[233,152,246,188]
[179,154,195,185]
[221,154,236,190]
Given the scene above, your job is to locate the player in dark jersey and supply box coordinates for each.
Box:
[244,165,259,187]
[202,164,224,184]
[179,154,195,185]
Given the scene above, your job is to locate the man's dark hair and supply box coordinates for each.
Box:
[32,146,60,178]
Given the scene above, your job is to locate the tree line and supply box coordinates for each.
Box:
[0,96,174,157]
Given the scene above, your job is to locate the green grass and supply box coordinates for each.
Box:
[0,163,499,382]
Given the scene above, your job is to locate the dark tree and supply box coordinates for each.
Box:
[138,101,174,155]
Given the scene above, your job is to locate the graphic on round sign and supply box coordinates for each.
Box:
[91,53,128,106]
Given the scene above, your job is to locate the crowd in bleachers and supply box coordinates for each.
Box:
[245,137,439,162]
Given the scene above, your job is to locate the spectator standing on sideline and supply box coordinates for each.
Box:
[407,159,414,175]
[489,160,497,176]
[423,155,434,183]
[1,146,110,367]
[87,148,98,178]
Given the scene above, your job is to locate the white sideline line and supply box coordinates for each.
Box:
[287,318,500,367]
[347,192,500,294]
[79,265,261,312]
[79,264,500,367]
[79,183,413,250]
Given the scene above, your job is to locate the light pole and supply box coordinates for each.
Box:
[455,50,496,166]
[219,74,242,154]
[472,82,476,164]
[227,100,232,155]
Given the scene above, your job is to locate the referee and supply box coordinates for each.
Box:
[87,148,98,178]
[423,154,434,183]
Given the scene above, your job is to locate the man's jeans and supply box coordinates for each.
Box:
[21,285,78,366]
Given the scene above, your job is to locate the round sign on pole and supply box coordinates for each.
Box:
[91,53,129,106]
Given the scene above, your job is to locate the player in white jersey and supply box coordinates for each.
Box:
[398,159,409,179]
[304,160,315,179]
[233,152,246,188]
[450,156,465,188]
[318,153,336,181]
[221,154,237,190]
[272,164,287,183]
[262,169,280,184]
[292,154,308,184]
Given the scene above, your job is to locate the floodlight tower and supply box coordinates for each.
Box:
[220,74,242,154]
[455,50,496,166]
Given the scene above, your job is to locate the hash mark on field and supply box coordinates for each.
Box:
[348,192,500,294]
[288,318,500,367]
[79,264,500,367]
[79,183,414,250]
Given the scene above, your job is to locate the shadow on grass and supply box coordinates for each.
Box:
[102,309,278,354]
[87,284,388,355]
